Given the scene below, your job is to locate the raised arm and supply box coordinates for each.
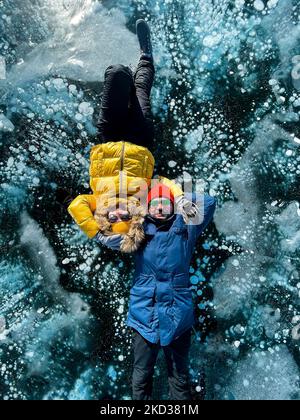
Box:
[158,176,184,199]
[187,194,217,238]
[158,176,199,222]
[68,194,100,239]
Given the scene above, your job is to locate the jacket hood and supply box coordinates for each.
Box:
[94,195,146,253]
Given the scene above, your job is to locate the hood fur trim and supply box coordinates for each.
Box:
[94,196,146,253]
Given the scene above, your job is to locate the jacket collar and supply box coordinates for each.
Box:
[143,214,185,236]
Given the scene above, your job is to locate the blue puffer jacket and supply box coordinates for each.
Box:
[97,194,216,346]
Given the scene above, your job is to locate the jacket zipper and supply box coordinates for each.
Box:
[120,141,125,195]
[143,155,148,178]
[153,285,160,343]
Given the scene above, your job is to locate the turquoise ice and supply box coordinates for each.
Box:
[0,0,299,400]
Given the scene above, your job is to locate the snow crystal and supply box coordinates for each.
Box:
[267,0,279,9]
[203,34,222,48]
[168,161,177,168]
[254,0,265,12]
[232,260,240,267]
[78,102,94,116]
[185,127,204,153]
[293,137,300,145]
[235,0,245,9]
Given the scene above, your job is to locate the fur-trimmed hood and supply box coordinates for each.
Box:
[94,196,146,253]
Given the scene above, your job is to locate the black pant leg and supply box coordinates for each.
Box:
[97,64,134,143]
[134,58,155,114]
[162,328,192,400]
[125,58,155,150]
[132,329,160,400]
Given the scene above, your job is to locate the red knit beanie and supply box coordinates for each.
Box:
[147,184,175,206]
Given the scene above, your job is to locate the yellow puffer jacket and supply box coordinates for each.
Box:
[68,141,183,239]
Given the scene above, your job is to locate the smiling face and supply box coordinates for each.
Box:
[149,197,174,220]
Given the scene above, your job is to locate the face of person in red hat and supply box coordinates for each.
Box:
[148,184,175,221]
[149,197,174,220]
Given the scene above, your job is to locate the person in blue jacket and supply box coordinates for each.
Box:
[96,183,217,400]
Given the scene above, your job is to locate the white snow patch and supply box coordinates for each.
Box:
[185,126,204,153]
[19,211,89,316]
[5,3,139,86]
[203,34,222,48]
[228,346,300,400]
[0,114,14,132]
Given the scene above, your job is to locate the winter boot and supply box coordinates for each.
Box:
[136,19,153,62]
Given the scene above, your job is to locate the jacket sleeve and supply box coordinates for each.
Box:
[158,176,184,198]
[94,233,122,251]
[67,194,100,239]
[187,194,217,239]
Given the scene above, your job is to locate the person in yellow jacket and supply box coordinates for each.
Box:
[67,20,198,253]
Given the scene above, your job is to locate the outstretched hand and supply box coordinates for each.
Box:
[96,233,122,251]
[175,196,200,224]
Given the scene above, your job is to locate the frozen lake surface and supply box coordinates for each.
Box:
[0,0,299,400]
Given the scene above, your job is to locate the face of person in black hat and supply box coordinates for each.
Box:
[149,197,174,220]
